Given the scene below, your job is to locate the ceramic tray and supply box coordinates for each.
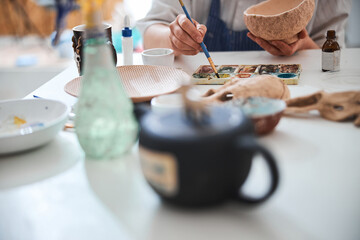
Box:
[191,64,301,85]
[65,65,190,103]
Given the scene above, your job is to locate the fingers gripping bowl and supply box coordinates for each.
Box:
[244,0,315,44]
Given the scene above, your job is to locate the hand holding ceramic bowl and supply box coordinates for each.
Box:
[244,0,315,44]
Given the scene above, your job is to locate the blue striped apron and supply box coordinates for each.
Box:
[203,0,263,51]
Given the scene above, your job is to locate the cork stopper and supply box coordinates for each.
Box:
[326,30,336,39]
[80,0,104,28]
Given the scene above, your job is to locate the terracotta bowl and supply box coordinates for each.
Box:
[244,0,315,44]
[230,97,286,135]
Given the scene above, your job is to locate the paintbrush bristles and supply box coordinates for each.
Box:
[208,58,220,78]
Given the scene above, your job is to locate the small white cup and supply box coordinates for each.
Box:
[151,88,202,114]
[151,93,183,114]
[142,48,174,66]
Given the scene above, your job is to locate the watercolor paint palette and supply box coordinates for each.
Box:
[191,64,301,85]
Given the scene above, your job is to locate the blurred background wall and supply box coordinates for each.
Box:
[0,0,358,46]
[346,0,360,48]
[0,0,121,36]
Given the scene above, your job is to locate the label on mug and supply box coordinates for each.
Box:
[139,146,178,196]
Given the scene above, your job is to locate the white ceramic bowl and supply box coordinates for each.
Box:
[142,48,174,66]
[0,99,70,155]
[151,93,183,114]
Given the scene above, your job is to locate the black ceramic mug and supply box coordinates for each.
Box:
[72,23,117,75]
[137,105,279,207]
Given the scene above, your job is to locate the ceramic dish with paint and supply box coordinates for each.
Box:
[0,99,69,155]
[191,64,301,85]
[244,0,315,44]
[230,97,286,135]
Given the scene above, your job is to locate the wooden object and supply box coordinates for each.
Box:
[285,91,360,126]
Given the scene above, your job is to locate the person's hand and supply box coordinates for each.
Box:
[247,29,319,56]
[169,14,207,55]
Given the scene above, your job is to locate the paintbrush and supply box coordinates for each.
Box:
[178,0,220,78]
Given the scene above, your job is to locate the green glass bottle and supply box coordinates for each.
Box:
[75,1,137,159]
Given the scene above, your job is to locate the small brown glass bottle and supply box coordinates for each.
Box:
[322,30,340,72]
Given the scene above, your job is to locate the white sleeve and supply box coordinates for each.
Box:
[136,0,183,37]
[307,0,352,48]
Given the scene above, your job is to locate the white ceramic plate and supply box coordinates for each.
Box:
[0,99,70,155]
[65,65,189,103]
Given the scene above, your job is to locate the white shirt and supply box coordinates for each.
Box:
[137,0,352,48]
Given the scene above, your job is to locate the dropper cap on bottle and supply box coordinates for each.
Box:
[326,30,336,39]
[122,15,132,37]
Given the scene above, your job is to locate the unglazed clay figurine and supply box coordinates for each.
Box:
[244,0,315,44]
[202,75,290,103]
[285,91,360,126]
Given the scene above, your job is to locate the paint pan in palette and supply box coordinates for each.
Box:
[235,73,253,78]
[191,65,255,84]
[218,65,239,74]
[192,65,231,84]
[259,64,280,75]
[192,65,217,82]
[279,64,299,73]
[196,65,218,74]
[262,64,302,85]
[238,65,259,73]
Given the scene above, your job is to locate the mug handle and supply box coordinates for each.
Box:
[235,136,279,204]
[106,40,118,66]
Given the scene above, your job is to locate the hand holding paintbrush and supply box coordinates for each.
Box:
[170,0,220,78]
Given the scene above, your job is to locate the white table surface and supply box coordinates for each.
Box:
[1,49,360,240]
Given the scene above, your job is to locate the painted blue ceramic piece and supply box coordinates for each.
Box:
[231,97,286,117]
